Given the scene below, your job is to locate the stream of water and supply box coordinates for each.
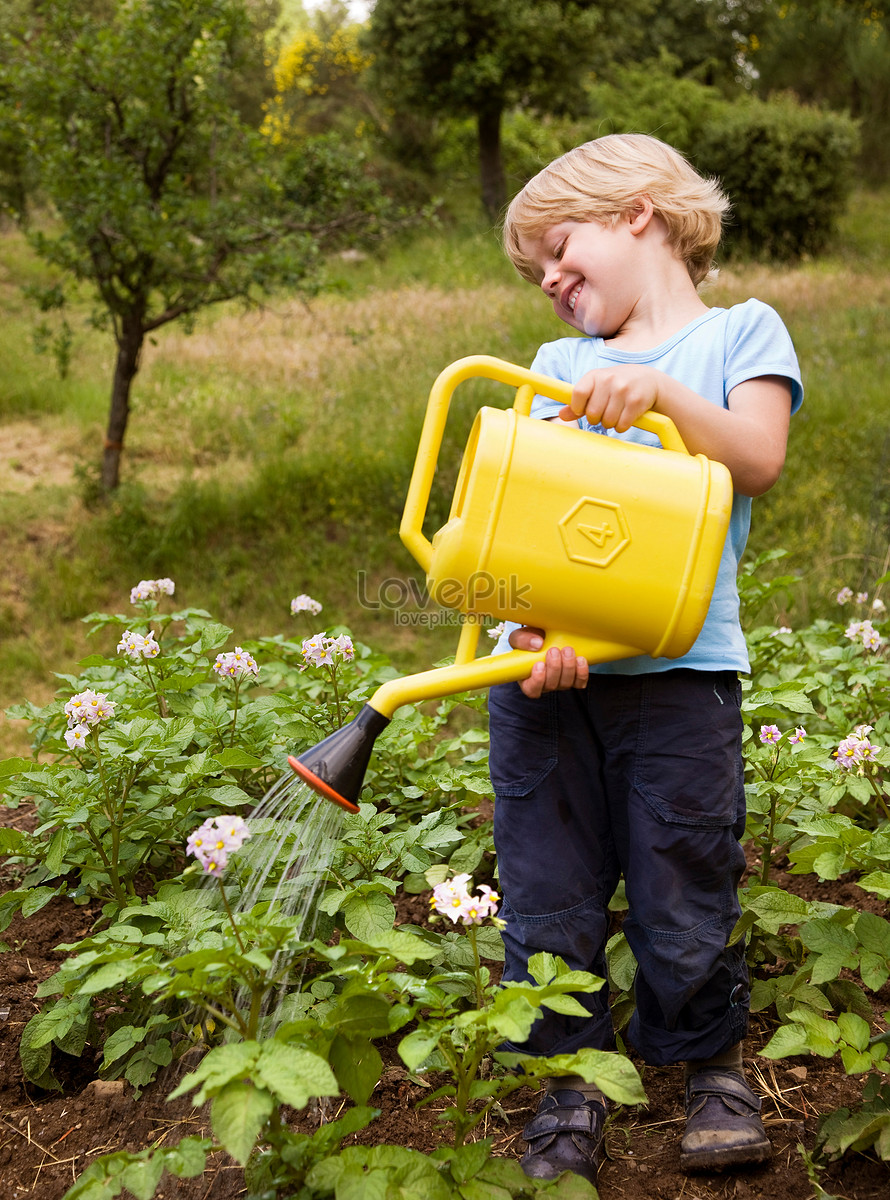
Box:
[225,771,347,1032]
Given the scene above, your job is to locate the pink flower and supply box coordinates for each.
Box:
[213,647,259,680]
[789,727,807,744]
[291,594,323,616]
[186,816,252,875]
[835,726,881,772]
[430,874,500,926]
[759,725,781,745]
[65,689,115,728]
[130,578,175,604]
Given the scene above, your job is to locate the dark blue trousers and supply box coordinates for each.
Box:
[488,669,749,1067]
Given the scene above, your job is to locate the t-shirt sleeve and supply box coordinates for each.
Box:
[527,341,577,420]
[724,299,804,413]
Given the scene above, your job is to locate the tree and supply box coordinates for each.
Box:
[749,1,890,178]
[365,0,618,217]
[2,0,390,491]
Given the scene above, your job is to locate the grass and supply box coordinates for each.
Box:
[1,193,889,754]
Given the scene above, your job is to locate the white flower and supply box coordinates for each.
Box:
[213,647,259,679]
[141,632,161,658]
[117,630,161,660]
[291,594,323,616]
[835,726,880,772]
[130,578,175,604]
[872,598,886,614]
[302,632,354,667]
[430,874,500,926]
[65,689,115,727]
[487,621,506,640]
[771,626,792,636]
[846,619,884,651]
[328,634,355,662]
[856,592,869,605]
[65,723,89,750]
[836,587,854,605]
[186,815,251,875]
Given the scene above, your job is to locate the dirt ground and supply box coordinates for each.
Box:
[1,811,889,1200]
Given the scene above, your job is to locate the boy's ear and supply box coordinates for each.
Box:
[627,195,655,235]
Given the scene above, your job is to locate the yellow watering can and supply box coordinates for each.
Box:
[289,356,733,812]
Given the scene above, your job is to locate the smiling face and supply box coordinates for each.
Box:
[519,215,645,339]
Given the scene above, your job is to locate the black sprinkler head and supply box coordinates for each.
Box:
[287,703,391,813]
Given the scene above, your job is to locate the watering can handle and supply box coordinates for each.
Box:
[400,355,688,572]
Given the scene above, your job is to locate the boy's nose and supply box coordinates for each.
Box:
[540,266,559,296]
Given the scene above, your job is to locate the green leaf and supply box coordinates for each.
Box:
[838,1012,871,1053]
[254,1043,338,1110]
[101,1026,142,1067]
[19,1013,60,1089]
[840,1046,875,1075]
[119,1156,165,1200]
[329,1034,382,1105]
[0,757,36,779]
[342,892,396,941]
[193,623,235,654]
[760,1022,811,1060]
[858,871,890,899]
[399,1027,443,1072]
[168,1042,260,1103]
[214,748,263,768]
[542,1047,646,1106]
[471,925,505,961]
[447,1138,492,1183]
[210,1080,274,1165]
[77,959,146,996]
[743,887,813,933]
[855,912,890,957]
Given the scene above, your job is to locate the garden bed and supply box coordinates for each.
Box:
[1,871,887,1200]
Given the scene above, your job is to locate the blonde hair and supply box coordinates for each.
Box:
[502,133,730,287]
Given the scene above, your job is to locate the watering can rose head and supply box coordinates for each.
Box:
[186,816,252,877]
[430,874,501,926]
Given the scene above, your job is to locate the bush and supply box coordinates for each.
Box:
[584,65,859,262]
[585,59,726,160]
[695,93,860,260]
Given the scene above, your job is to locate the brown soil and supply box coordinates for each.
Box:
[0,822,888,1200]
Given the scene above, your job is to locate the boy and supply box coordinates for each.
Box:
[489,134,802,1183]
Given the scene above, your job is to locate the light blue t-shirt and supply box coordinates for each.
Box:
[493,299,803,674]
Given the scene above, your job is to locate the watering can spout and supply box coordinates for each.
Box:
[288,703,391,814]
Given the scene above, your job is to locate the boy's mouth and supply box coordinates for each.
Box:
[566,283,582,312]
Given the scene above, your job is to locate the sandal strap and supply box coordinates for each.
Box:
[685,1070,762,1114]
[523,1092,607,1142]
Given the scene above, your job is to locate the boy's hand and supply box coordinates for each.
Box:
[508,627,589,698]
[560,365,661,432]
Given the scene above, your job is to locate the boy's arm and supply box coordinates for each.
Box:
[560,367,792,498]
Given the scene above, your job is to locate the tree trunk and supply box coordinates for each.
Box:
[101,315,144,492]
[477,104,506,219]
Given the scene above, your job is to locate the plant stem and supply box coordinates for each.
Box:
[228,680,241,747]
[216,877,246,953]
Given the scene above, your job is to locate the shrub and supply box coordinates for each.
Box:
[695,93,860,260]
